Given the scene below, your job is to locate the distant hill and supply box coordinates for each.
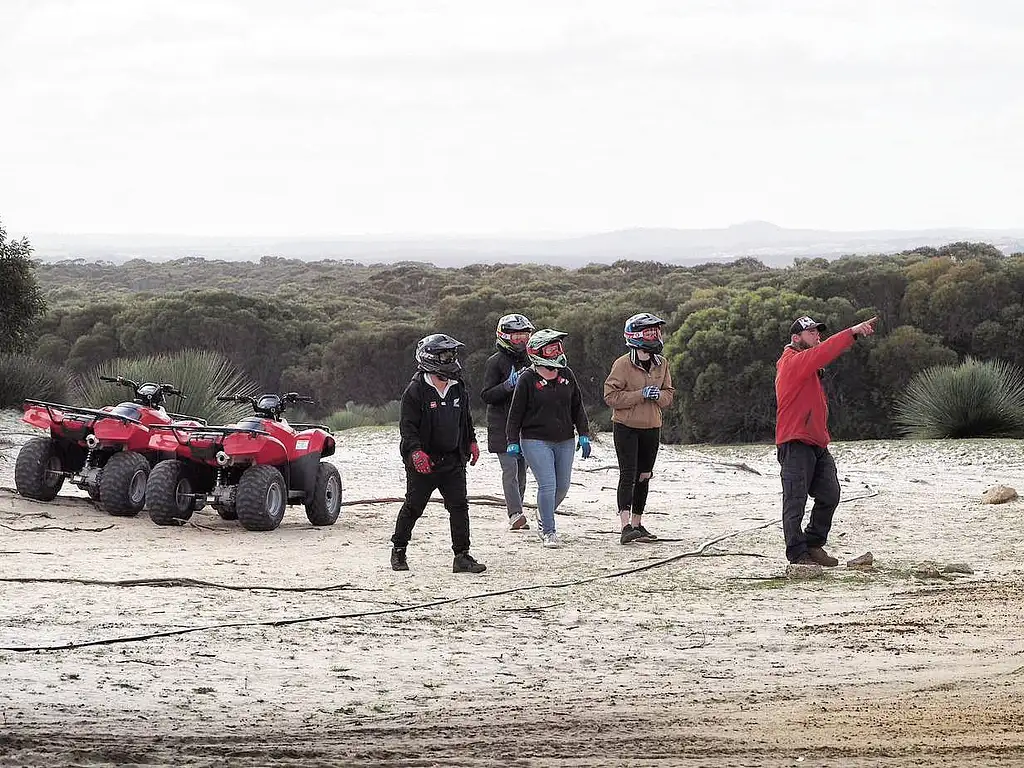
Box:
[26,222,1024,267]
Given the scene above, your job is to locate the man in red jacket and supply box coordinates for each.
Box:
[775,314,876,566]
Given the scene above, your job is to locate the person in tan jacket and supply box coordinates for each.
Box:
[603,313,675,544]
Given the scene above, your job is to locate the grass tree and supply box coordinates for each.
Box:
[895,357,1024,439]
[0,355,71,408]
[75,349,259,424]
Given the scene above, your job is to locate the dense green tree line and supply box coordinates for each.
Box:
[19,241,1024,443]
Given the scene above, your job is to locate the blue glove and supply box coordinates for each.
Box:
[576,435,591,459]
[506,368,520,390]
[506,442,521,455]
[642,385,661,401]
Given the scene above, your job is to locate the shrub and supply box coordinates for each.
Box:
[0,354,71,408]
[75,349,259,424]
[895,357,1024,439]
[325,401,401,432]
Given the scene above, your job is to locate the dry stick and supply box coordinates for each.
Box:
[0,576,369,593]
[661,457,763,475]
[341,494,540,510]
[0,518,781,653]
[0,523,114,533]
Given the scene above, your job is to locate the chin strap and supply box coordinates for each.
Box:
[629,348,663,368]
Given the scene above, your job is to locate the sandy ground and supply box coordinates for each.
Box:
[1,408,1024,767]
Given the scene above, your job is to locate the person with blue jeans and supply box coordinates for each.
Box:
[505,329,590,548]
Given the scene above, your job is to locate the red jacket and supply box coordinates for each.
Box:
[775,329,856,447]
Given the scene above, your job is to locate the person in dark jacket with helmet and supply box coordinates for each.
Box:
[390,333,486,574]
[506,329,590,549]
[480,313,536,531]
[604,312,675,545]
[776,314,876,567]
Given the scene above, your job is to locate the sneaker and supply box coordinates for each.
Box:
[390,547,409,571]
[620,525,643,545]
[509,513,530,531]
[541,532,563,549]
[453,552,487,574]
[807,547,839,567]
[634,524,658,543]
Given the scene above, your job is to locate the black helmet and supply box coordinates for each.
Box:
[624,312,666,353]
[416,333,465,378]
[496,313,536,352]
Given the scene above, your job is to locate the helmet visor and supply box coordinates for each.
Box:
[626,327,663,343]
[538,341,565,360]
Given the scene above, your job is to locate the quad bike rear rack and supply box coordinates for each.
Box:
[23,399,143,426]
[289,423,332,432]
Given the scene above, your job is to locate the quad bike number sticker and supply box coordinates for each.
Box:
[295,440,310,450]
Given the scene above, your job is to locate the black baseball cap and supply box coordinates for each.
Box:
[790,316,827,335]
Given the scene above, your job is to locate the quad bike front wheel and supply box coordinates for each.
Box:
[99,451,150,517]
[147,460,195,526]
[305,461,342,526]
[236,465,287,531]
[14,437,65,501]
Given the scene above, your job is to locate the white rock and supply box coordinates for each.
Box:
[981,484,1018,504]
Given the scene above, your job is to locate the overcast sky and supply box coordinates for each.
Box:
[1,0,1022,237]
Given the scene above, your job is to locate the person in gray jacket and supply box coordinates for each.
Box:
[479,313,535,530]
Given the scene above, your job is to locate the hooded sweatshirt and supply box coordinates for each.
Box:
[774,329,856,447]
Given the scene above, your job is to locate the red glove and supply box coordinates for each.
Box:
[469,442,480,466]
[410,450,432,474]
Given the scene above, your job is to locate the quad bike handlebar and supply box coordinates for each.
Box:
[100,376,185,402]
[216,392,316,419]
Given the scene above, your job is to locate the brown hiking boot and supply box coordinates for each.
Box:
[807,547,839,567]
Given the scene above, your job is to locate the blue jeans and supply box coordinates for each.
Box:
[521,438,574,535]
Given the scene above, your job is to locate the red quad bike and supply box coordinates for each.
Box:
[15,376,205,516]
[146,392,342,532]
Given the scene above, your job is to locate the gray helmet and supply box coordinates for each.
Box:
[496,313,536,352]
[415,333,464,378]
[526,328,569,369]
[624,312,666,353]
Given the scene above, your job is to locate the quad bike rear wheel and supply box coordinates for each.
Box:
[236,465,287,531]
[14,437,65,501]
[305,461,342,526]
[99,451,150,517]
[147,460,195,526]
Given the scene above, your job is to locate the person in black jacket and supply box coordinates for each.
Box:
[506,329,591,549]
[479,313,536,531]
[390,334,486,574]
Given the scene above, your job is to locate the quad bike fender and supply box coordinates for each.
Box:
[93,419,151,452]
[223,432,288,465]
[22,404,57,432]
[288,452,320,498]
[293,429,335,458]
[148,430,184,454]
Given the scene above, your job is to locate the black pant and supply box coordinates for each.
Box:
[613,423,661,515]
[391,462,471,555]
[777,441,841,563]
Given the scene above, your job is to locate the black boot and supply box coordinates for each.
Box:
[453,551,486,574]
[391,546,409,571]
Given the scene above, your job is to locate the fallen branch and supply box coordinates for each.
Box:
[0,517,782,653]
[0,551,57,556]
[0,523,114,533]
[839,485,879,503]
[0,576,367,593]
[341,494,539,510]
